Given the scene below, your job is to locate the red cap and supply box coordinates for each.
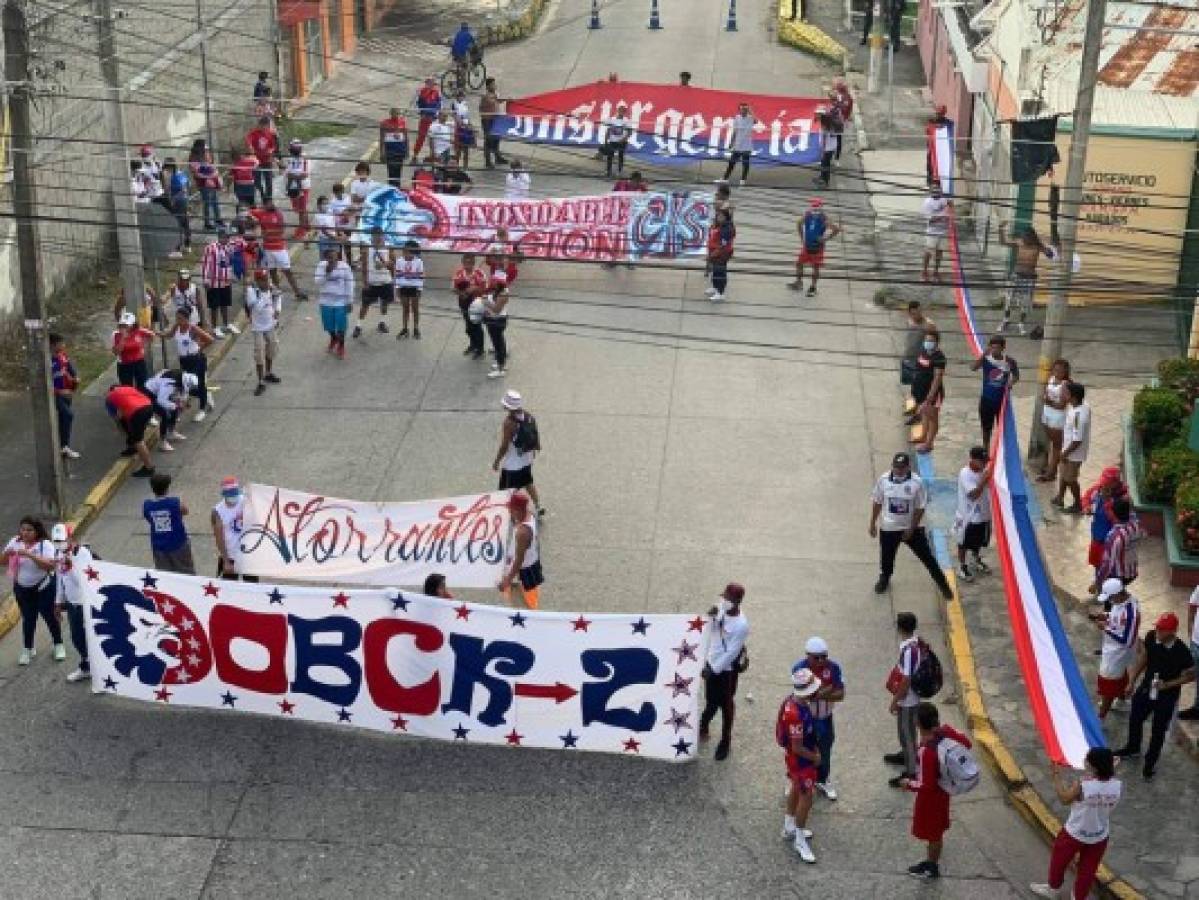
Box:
[1099,466,1122,485]
[722,583,745,602]
[1156,612,1180,632]
[810,197,824,208]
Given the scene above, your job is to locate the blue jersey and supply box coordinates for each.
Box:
[792,658,843,719]
[802,211,827,250]
[143,496,189,553]
[451,27,475,60]
[980,355,1018,404]
[169,170,190,198]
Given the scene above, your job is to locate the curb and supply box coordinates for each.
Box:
[776,0,849,67]
[942,570,1146,900]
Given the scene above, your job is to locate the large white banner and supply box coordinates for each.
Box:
[84,562,707,761]
[240,484,510,588]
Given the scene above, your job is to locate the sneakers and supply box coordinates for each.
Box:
[938,579,955,600]
[907,860,940,880]
[957,563,974,582]
[263,373,281,384]
[806,286,817,297]
[972,555,990,574]
[815,781,837,800]
[873,575,889,594]
[792,833,816,864]
[167,250,184,259]
[193,408,207,423]
[781,826,815,840]
[738,178,746,187]
[213,326,226,339]
[17,648,32,666]
[709,292,725,303]
[714,740,730,761]
[1017,322,1027,335]
[377,321,389,334]
[52,643,66,662]
[397,328,410,339]
[487,366,507,379]
[159,440,175,452]
[413,328,421,339]
[226,323,241,335]
[882,751,906,766]
[888,772,914,788]
[61,446,81,460]
[537,507,547,518]
[704,287,717,298]
[66,667,89,683]
[254,384,266,396]
[352,325,363,339]
[131,466,155,478]
[1112,746,1140,760]
[166,431,186,441]
[1029,884,1063,899]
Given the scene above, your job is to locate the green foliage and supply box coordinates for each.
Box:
[1142,438,1199,504]
[1157,357,1199,407]
[1174,475,1199,555]
[1132,386,1187,452]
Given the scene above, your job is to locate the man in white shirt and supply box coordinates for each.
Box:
[721,102,757,185]
[955,446,993,582]
[870,452,953,598]
[602,103,632,178]
[244,269,282,396]
[427,110,455,164]
[1089,578,1140,719]
[922,185,950,282]
[505,159,530,200]
[1054,382,1091,514]
[700,583,750,761]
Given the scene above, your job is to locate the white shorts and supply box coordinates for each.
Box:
[264,248,291,271]
[924,234,946,252]
[1042,406,1067,430]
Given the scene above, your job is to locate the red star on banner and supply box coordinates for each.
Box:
[687,616,706,632]
[455,603,471,620]
[154,687,172,703]
[572,615,591,632]
[278,698,296,715]
[202,582,220,597]
[84,566,99,581]
[332,592,350,609]
[505,729,523,746]
[622,736,641,753]
[391,715,409,732]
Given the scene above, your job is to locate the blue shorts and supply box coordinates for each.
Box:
[320,304,349,334]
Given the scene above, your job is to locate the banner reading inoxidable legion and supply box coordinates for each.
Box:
[84,562,708,761]
[239,484,511,588]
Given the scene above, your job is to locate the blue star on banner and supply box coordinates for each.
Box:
[140,573,158,588]
[391,592,410,612]
[664,672,694,698]
[103,676,117,691]
[560,730,579,749]
[266,588,285,605]
[452,724,470,740]
[672,738,692,757]
[631,617,651,635]
[663,707,692,733]
[221,691,238,708]
[671,640,699,665]
[509,611,527,628]
[337,708,353,723]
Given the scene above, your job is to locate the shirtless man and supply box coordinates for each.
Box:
[997,223,1057,334]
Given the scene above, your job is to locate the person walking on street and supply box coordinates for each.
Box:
[246,115,279,202]
[480,78,507,169]
[244,270,282,396]
[483,284,510,379]
[885,611,924,784]
[1096,497,1139,587]
[909,327,945,454]
[104,384,155,477]
[498,491,543,610]
[899,702,973,881]
[315,246,355,358]
[1030,749,1122,900]
[921,185,949,282]
[700,583,749,761]
[1052,382,1090,513]
[493,390,544,515]
[1181,587,1199,720]
[454,253,489,358]
[51,522,93,682]
[212,477,257,582]
[394,240,424,339]
[2,517,63,666]
[200,227,241,339]
[355,227,395,339]
[50,333,80,460]
[379,107,410,187]
[250,198,307,299]
[112,311,155,389]
[1083,468,1127,593]
[792,636,845,800]
[1037,359,1072,482]
[705,208,735,303]
[789,198,840,297]
[970,335,1019,451]
[777,667,823,863]
[997,223,1058,334]
[143,472,195,574]
[870,453,953,598]
[1114,612,1195,779]
[900,301,932,392]
[815,113,837,188]
[721,103,757,185]
[1089,578,1139,720]
[954,446,993,581]
[413,77,443,160]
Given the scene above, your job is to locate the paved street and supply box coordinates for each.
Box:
[0,0,1057,896]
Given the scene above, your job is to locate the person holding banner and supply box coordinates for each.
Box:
[423,573,453,599]
[498,492,543,609]
[51,522,94,683]
[212,477,257,582]
[700,583,749,761]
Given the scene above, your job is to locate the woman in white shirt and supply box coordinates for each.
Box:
[1,516,63,665]
[158,308,215,421]
[505,160,530,200]
[284,139,312,239]
[1030,749,1121,899]
[314,246,355,358]
[1037,358,1072,483]
[602,103,631,177]
[483,284,510,379]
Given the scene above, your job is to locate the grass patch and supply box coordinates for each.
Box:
[278,118,355,147]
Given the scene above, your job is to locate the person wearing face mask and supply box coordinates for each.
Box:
[1029,749,1121,900]
[909,327,945,454]
[969,335,1019,451]
[700,583,750,761]
[870,453,953,598]
[211,477,257,582]
[953,446,993,582]
[1114,612,1195,779]
[791,636,845,801]
[51,522,94,683]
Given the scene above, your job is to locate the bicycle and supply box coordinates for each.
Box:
[440,45,487,94]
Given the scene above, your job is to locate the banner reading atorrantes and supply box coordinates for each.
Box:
[239,484,510,588]
[492,80,826,166]
[84,562,707,761]
[354,185,713,262]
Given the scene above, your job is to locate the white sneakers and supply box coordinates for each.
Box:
[704,287,717,298]
[17,648,32,666]
[52,643,66,661]
[226,323,241,335]
[781,826,814,840]
[166,432,186,442]
[815,781,838,801]
[793,832,816,864]
[213,327,226,339]
[160,440,174,452]
[61,446,81,460]
[1029,885,1062,899]
[487,366,507,379]
[66,668,89,683]
[710,293,725,303]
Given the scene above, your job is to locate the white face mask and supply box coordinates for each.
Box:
[922,340,936,352]
[223,494,240,507]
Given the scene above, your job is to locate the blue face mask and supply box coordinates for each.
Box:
[922,340,936,352]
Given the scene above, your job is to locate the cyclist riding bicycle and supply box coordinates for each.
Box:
[451,23,477,79]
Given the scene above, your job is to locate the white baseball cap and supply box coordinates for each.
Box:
[804,636,829,656]
[501,390,523,410]
[118,311,136,327]
[792,668,822,698]
[1097,578,1126,603]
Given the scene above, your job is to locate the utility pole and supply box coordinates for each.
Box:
[4,0,68,517]
[867,0,885,94]
[95,0,147,332]
[1027,0,1106,459]
[195,0,214,149]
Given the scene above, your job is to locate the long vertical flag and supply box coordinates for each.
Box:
[934,133,1105,768]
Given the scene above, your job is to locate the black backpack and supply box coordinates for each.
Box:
[513,413,540,455]
[910,639,943,699]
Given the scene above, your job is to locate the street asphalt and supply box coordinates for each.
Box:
[0,0,1057,896]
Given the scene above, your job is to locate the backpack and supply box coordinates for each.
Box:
[513,413,540,455]
[910,639,943,699]
[935,735,980,795]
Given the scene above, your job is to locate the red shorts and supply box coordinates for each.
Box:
[1097,672,1128,700]
[798,246,824,266]
[1087,540,1104,569]
[290,190,309,213]
[786,757,817,793]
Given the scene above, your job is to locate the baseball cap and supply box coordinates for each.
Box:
[1096,578,1125,604]
[501,390,523,410]
[792,668,822,698]
[220,476,241,496]
[118,311,136,327]
[721,583,745,603]
[804,636,829,655]
[892,452,911,468]
[810,197,824,208]
[969,446,989,462]
[1099,466,1122,486]
[1156,612,1180,632]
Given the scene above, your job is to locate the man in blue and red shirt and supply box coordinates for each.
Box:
[792,636,846,800]
[50,333,80,460]
[778,668,823,864]
[412,77,443,161]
